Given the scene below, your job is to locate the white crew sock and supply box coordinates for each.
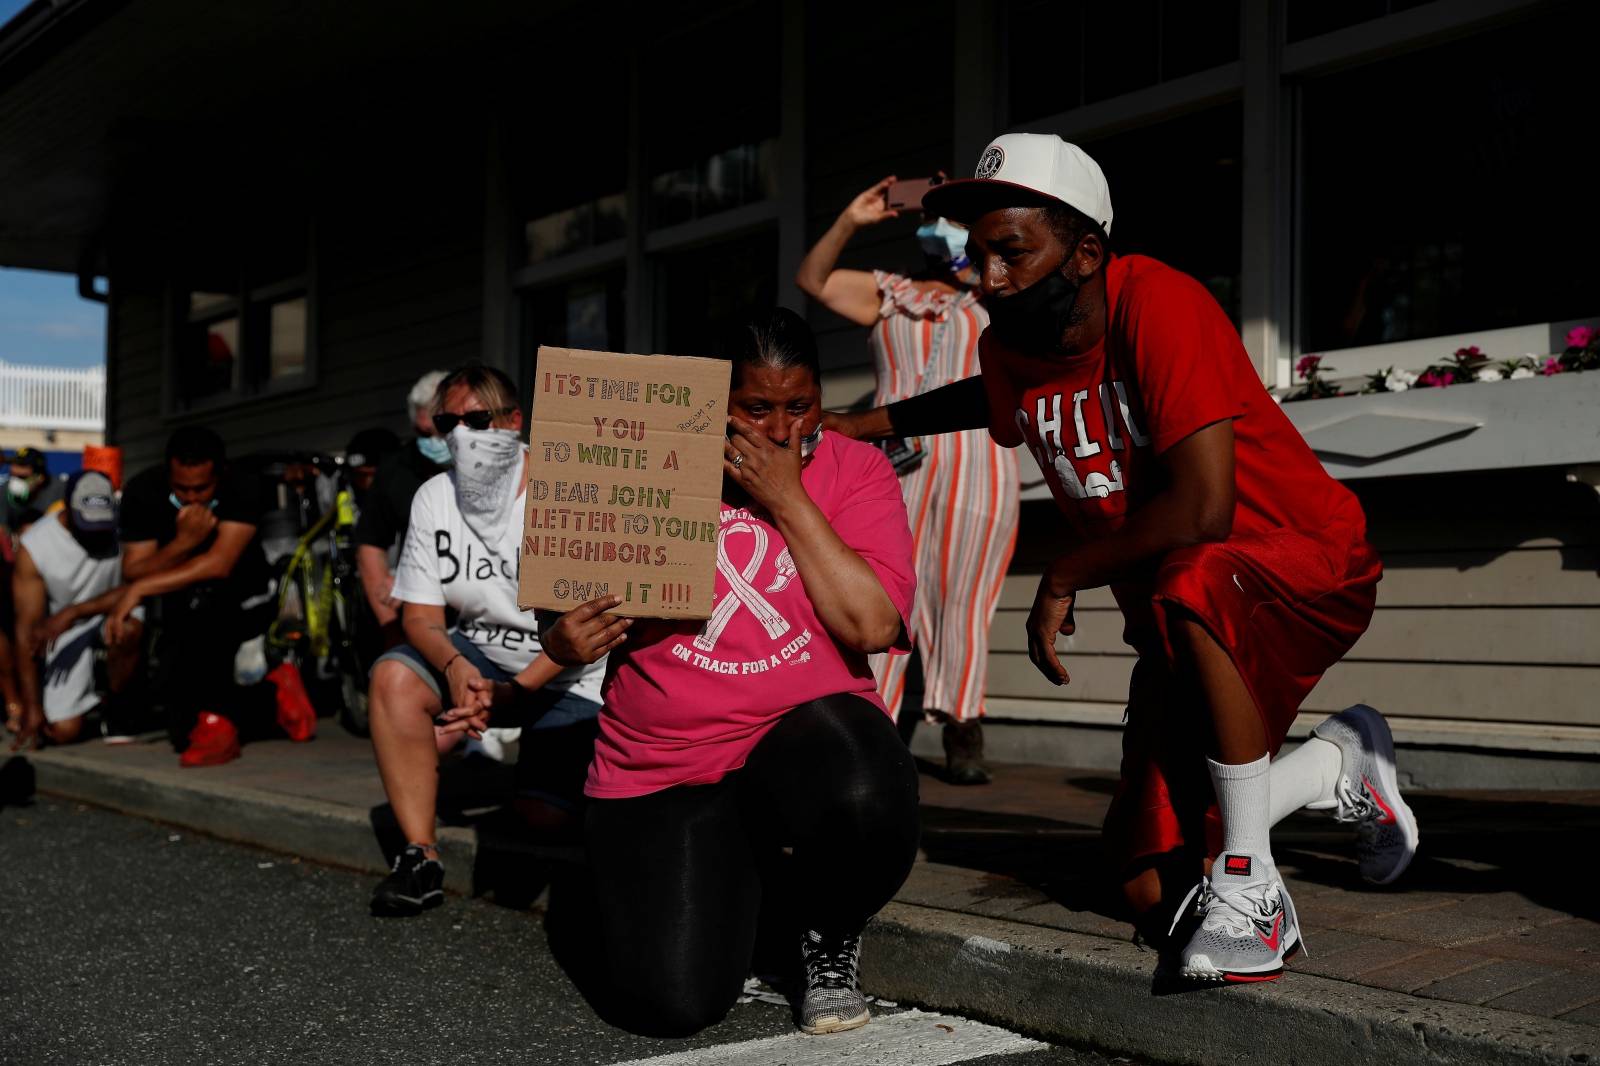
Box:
[1268,736,1344,824]
[1208,753,1274,866]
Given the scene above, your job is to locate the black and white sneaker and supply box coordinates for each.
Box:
[370,845,444,917]
[798,929,870,1035]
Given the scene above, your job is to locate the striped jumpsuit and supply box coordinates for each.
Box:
[867,271,1020,724]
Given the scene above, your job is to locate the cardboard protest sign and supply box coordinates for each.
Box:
[518,346,731,619]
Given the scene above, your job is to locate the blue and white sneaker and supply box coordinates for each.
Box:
[1173,852,1301,983]
[1311,704,1420,885]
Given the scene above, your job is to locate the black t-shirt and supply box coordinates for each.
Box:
[119,465,269,598]
[355,440,450,555]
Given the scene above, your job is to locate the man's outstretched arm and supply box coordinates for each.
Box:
[824,376,989,442]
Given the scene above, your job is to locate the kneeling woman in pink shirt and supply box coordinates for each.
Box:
[494,308,917,1037]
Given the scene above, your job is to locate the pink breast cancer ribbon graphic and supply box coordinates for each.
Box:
[693,522,792,653]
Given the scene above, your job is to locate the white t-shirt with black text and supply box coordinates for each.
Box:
[393,472,604,704]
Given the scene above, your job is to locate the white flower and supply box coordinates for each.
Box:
[1385,368,1418,392]
[1510,366,1535,379]
[1476,367,1504,382]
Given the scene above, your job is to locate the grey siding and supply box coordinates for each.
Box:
[983,471,1600,730]
[107,178,485,475]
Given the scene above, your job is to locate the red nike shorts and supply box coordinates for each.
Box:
[1101,526,1382,876]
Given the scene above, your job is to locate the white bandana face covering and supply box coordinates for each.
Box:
[447,425,522,550]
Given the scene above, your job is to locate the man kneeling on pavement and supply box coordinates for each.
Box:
[105,427,315,766]
[10,471,141,747]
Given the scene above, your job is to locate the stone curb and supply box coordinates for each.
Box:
[28,750,478,892]
[863,903,1600,1066]
[31,750,1600,1066]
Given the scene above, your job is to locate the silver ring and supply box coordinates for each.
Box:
[732,453,744,469]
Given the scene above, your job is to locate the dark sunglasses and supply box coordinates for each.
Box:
[432,407,516,435]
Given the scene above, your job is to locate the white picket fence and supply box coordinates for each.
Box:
[0,361,106,431]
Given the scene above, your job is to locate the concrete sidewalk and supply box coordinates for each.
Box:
[15,728,1600,1065]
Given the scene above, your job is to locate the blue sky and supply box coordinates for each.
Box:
[0,0,33,27]
[0,269,107,368]
[0,6,107,368]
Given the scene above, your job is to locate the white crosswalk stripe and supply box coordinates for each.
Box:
[608,1008,1046,1065]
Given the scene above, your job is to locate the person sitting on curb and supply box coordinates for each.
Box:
[366,364,605,918]
[107,427,314,766]
[827,134,1418,984]
[444,310,921,1038]
[10,472,143,748]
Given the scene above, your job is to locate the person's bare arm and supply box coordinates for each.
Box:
[725,419,902,653]
[31,584,129,655]
[437,653,567,739]
[795,177,901,327]
[1026,420,1236,685]
[119,521,256,601]
[11,547,47,744]
[121,503,217,580]
[400,601,488,715]
[357,544,399,628]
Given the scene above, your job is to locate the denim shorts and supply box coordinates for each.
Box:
[374,631,601,806]
[374,632,599,730]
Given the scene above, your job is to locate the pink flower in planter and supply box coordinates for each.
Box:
[1567,326,1597,350]
[1296,355,1322,380]
[1541,357,1563,376]
[1416,370,1453,388]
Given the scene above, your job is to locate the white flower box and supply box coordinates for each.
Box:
[1282,371,1600,481]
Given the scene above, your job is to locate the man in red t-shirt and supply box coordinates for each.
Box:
[828,133,1419,984]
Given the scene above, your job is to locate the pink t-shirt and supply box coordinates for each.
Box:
[586,432,916,799]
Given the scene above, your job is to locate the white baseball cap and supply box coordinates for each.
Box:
[923,133,1113,237]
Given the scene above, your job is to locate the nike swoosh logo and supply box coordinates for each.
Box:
[1255,913,1283,951]
[1363,775,1398,825]
[1232,573,1245,593]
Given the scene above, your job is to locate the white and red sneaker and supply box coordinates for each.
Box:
[1173,852,1301,983]
[1311,704,1420,885]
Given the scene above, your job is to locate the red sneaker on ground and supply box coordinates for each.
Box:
[267,662,317,743]
[179,713,241,768]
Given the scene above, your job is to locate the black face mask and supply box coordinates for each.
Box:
[985,257,1084,353]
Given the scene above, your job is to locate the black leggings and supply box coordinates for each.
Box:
[586,693,920,1037]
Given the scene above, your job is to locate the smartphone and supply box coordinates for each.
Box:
[885,178,937,212]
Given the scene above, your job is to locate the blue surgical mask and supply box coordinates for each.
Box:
[169,493,218,511]
[417,434,451,465]
[916,217,970,270]
[799,424,823,459]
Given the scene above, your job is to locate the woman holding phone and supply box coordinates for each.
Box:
[795,175,1019,785]
[441,310,920,1038]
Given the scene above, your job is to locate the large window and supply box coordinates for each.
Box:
[512,66,628,265]
[1082,104,1243,325]
[174,238,311,410]
[642,4,779,227]
[654,231,778,357]
[1285,0,1440,43]
[524,270,627,355]
[510,2,784,367]
[1007,0,1239,125]
[1298,7,1600,352]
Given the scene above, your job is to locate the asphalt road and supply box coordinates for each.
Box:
[0,800,1145,1066]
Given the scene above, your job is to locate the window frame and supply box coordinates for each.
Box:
[503,0,804,363]
[994,0,1555,387]
[161,239,318,418]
